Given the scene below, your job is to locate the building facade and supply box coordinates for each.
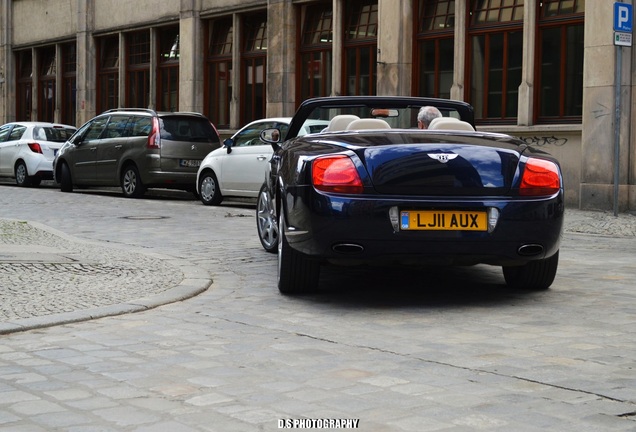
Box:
[0,0,634,211]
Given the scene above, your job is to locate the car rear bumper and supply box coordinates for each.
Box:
[26,154,54,178]
[283,187,564,267]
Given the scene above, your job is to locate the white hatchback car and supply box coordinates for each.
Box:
[0,122,76,186]
[196,117,327,205]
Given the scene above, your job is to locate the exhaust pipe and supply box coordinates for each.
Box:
[332,243,364,254]
[517,244,544,256]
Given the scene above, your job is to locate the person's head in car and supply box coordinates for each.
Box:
[417,106,442,129]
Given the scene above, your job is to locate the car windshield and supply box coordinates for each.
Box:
[160,116,220,144]
[34,126,76,142]
[301,105,462,131]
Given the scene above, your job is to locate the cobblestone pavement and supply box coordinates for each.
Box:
[0,183,636,432]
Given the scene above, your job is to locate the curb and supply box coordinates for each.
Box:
[0,219,213,335]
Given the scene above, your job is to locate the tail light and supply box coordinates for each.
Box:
[147,117,161,149]
[312,155,364,194]
[519,158,561,196]
[27,143,43,154]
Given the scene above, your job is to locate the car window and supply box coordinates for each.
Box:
[33,126,76,142]
[0,124,12,142]
[8,125,27,141]
[103,115,131,139]
[234,122,278,147]
[130,116,152,137]
[82,117,109,142]
[160,116,220,144]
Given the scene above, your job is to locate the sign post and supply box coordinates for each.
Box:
[613,3,632,216]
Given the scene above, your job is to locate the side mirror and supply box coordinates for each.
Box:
[224,137,233,154]
[260,128,281,143]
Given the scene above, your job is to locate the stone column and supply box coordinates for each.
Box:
[266,0,296,117]
[580,1,631,211]
[76,0,96,125]
[450,0,466,101]
[517,0,536,126]
[332,0,343,96]
[0,0,13,123]
[376,0,412,96]
[179,0,204,113]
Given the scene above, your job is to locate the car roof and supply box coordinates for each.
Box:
[99,108,207,118]
[2,121,76,128]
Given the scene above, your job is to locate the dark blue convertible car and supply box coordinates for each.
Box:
[256,97,564,294]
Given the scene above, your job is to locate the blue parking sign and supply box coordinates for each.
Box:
[614,2,633,32]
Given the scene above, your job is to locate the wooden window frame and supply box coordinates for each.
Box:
[343,0,378,96]
[534,1,584,124]
[126,30,151,109]
[241,13,268,125]
[38,47,56,122]
[467,0,524,124]
[97,36,120,113]
[16,50,33,121]
[157,26,180,112]
[414,0,455,98]
[297,1,333,102]
[62,43,77,126]
[205,18,233,128]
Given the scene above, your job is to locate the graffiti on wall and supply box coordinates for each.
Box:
[517,136,568,147]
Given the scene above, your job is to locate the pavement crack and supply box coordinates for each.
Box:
[294,329,635,408]
[213,317,635,413]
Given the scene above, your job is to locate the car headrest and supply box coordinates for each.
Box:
[324,115,360,132]
[428,117,475,131]
[345,118,391,131]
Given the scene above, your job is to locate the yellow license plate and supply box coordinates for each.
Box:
[400,210,487,231]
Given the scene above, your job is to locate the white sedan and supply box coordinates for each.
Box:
[0,122,77,186]
[196,117,327,205]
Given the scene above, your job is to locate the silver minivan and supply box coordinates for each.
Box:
[53,109,221,198]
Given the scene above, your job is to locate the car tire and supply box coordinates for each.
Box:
[121,165,145,198]
[60,162,73,193]
[198,171,222,205]
[278,211,320,294]
[256,183,278,253]
[15,161,31,187]
[503,250,559,290]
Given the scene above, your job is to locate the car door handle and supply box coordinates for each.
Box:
[257,156,267,161]
[115,145,122,149]
[90,147,97,152]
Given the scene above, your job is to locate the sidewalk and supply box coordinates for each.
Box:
[0,219,211,334]
[1,208,634,335]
